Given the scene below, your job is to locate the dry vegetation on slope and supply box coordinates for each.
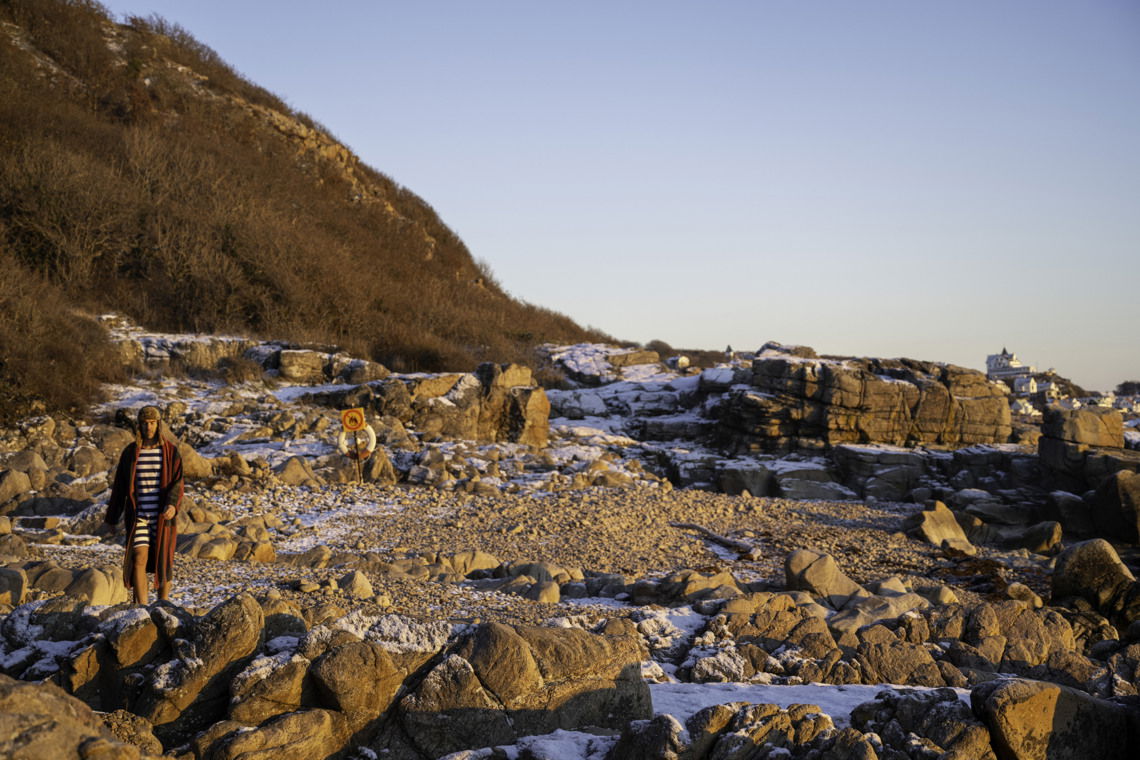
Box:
[0,0,609,421]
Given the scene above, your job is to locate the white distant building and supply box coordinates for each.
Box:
[1010,398,1041,417]
[986,348,1036,381]
[1114,396,1140,413]
[1013,376,1037,395]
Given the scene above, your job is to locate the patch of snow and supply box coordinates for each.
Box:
[1,599,48,647]
[98,606,152,636]
[620,364,675,383]
[667,375,702,393]
[550,423,637,446]
[562,597,632,611]
[265,635,301,655]
[700,368,738,387]
[350,613,453,655]
[649,682,971,728]
[272,383,351,403]
[764,458,830,475]
[230,651,306,697]
[544,344,622,381]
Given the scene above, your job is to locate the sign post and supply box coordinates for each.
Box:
[340,407,366,483]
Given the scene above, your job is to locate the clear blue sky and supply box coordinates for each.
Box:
[101,1,1139,391]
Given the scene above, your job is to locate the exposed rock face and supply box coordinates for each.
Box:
[399,620,650,757]
[832,444,927,501]
[972,678,1140,760]
[204,709,350,760]
[310,641,402,732]
[851,687,996,759]
[304,363,550,448]
[1042,407,1125,448]
[785,549,866,609]
[475,363,550,447]
[0,673,162,759]
[134,594,265,743]
[1039,407,1140,497]
[902,500,974,552]
[111,328,259,376]
[716,353,1011,453]
[277,349,329,384]
[1092,470,1140,544]
[1051,539,1140,628]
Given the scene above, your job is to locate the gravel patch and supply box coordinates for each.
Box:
[32,483,1053,623]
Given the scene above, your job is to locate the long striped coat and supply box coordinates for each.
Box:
[105,438,184,592]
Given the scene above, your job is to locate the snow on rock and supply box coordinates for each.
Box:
[648,682,970,728]
[325,610,454,655]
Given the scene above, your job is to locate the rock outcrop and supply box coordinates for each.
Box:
[0,593,650,759]
[1038,407,1140,509]
[717,351,1011,453]
[1051,539,1140,628]
[973,678,1140,760]
[0,673,163,759]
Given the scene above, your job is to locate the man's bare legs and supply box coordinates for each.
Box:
[130,545,150,604]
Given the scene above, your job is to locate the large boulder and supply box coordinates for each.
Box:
[134,594,265,744]
[832,443,928,500]
[716,459,773,497]
[784,549,866,609]
[720,592,830,653]
[201,708,349,760]
[1091,470,1140,544]
[903,500,973,550]
[363,448,398,485]
[1052,539,1140,627]
[608,714,687,760]
[972,678,1140,759]
[310,640,402,733]
[228,653,310,724]
[178,442,215,480]
[398,653,514,757]
[855,629,945,686]
[1042,407,1125,448]
[475,363,550,447]
[0,567,27,605]
[0,673,161,759]
[273,456,323,487]
[277,349,328,383]
[1038,407,1140,498]
[399,621,649,757]
[0,469,32,509]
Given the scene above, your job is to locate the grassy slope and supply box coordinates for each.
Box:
[0,0,610,421]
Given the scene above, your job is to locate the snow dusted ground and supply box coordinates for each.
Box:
[5,331,1091,758]
[443,680,970,760]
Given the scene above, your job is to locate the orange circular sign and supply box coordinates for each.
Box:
[340,407,366,432]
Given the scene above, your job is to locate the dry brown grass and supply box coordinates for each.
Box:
[0,249,121,423]
[0,0,612,417]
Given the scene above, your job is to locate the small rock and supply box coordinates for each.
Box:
[338,570,373,599]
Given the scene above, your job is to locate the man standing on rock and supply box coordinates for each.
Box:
[103,406,184,604]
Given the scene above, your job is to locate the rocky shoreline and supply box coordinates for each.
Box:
[2,324,1139,758]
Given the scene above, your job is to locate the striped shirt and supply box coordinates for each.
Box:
[135,446,163,518]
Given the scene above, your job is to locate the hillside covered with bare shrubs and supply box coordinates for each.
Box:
[0,0,609,421]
